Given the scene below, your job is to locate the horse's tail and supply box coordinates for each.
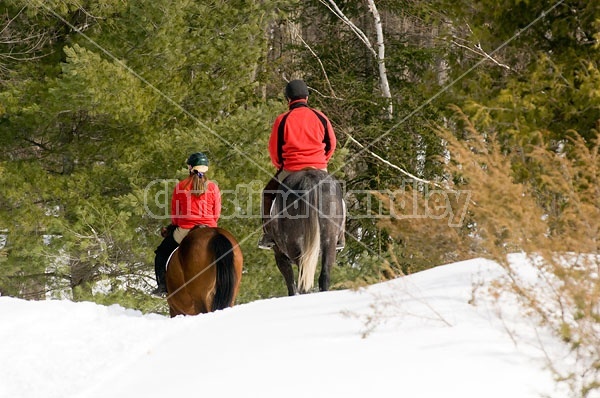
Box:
[210,232,237,311]
[298,185,320,293]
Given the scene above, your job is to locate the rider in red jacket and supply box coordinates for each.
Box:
[153,152,221,296]
[258,79,341,250]
[171,174,221,229]
[267,97,336,171]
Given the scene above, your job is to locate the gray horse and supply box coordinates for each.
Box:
[267,169,345,295]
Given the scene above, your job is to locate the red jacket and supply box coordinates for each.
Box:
[268,99,336,171]
[170,178,221,228]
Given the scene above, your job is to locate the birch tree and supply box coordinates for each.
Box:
[320,0,393,118]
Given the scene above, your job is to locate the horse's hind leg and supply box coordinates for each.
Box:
[318,245,336,292]
[274,251,297,296]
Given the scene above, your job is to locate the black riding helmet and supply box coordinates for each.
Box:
[187,152,209,167]
[285,80,309,101]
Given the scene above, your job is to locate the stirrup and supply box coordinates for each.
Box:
[258,235,275,250]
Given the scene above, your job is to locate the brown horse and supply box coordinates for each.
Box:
[165,227,243,317]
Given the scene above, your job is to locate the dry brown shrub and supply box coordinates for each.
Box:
[374,183,475,275]
[438,107,600,397]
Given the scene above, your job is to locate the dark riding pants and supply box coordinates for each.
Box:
[261,174,281,233]
[154,233,179,289]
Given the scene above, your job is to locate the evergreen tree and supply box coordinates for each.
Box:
[435,0,600,145]
[433,0,600,236]
[0,0,293,307]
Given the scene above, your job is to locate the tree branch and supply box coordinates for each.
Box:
[451,38,511,70]
[295,33,341,99]
[318,0,377,57]
[319,0,393,117]
[343,130,444,188]
[22,137,50,151]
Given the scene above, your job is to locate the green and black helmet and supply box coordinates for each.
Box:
[187,152,209,167]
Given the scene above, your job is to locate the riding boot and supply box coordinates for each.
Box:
[258,177,279,250]
[153,233,179,295]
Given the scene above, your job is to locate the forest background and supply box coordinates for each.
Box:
[1,0,598,332]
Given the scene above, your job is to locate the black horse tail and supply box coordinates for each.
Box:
[297,182,320,293]
[210,232,237,311]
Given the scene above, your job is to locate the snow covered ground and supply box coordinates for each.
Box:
[0,255,586,398]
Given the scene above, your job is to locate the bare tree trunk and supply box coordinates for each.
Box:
[322,0,393,118]
[266,11,303,88]
[287,10,303,80]
[367,0,393,118]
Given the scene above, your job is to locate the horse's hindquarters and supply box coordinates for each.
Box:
[166,227,243,316]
